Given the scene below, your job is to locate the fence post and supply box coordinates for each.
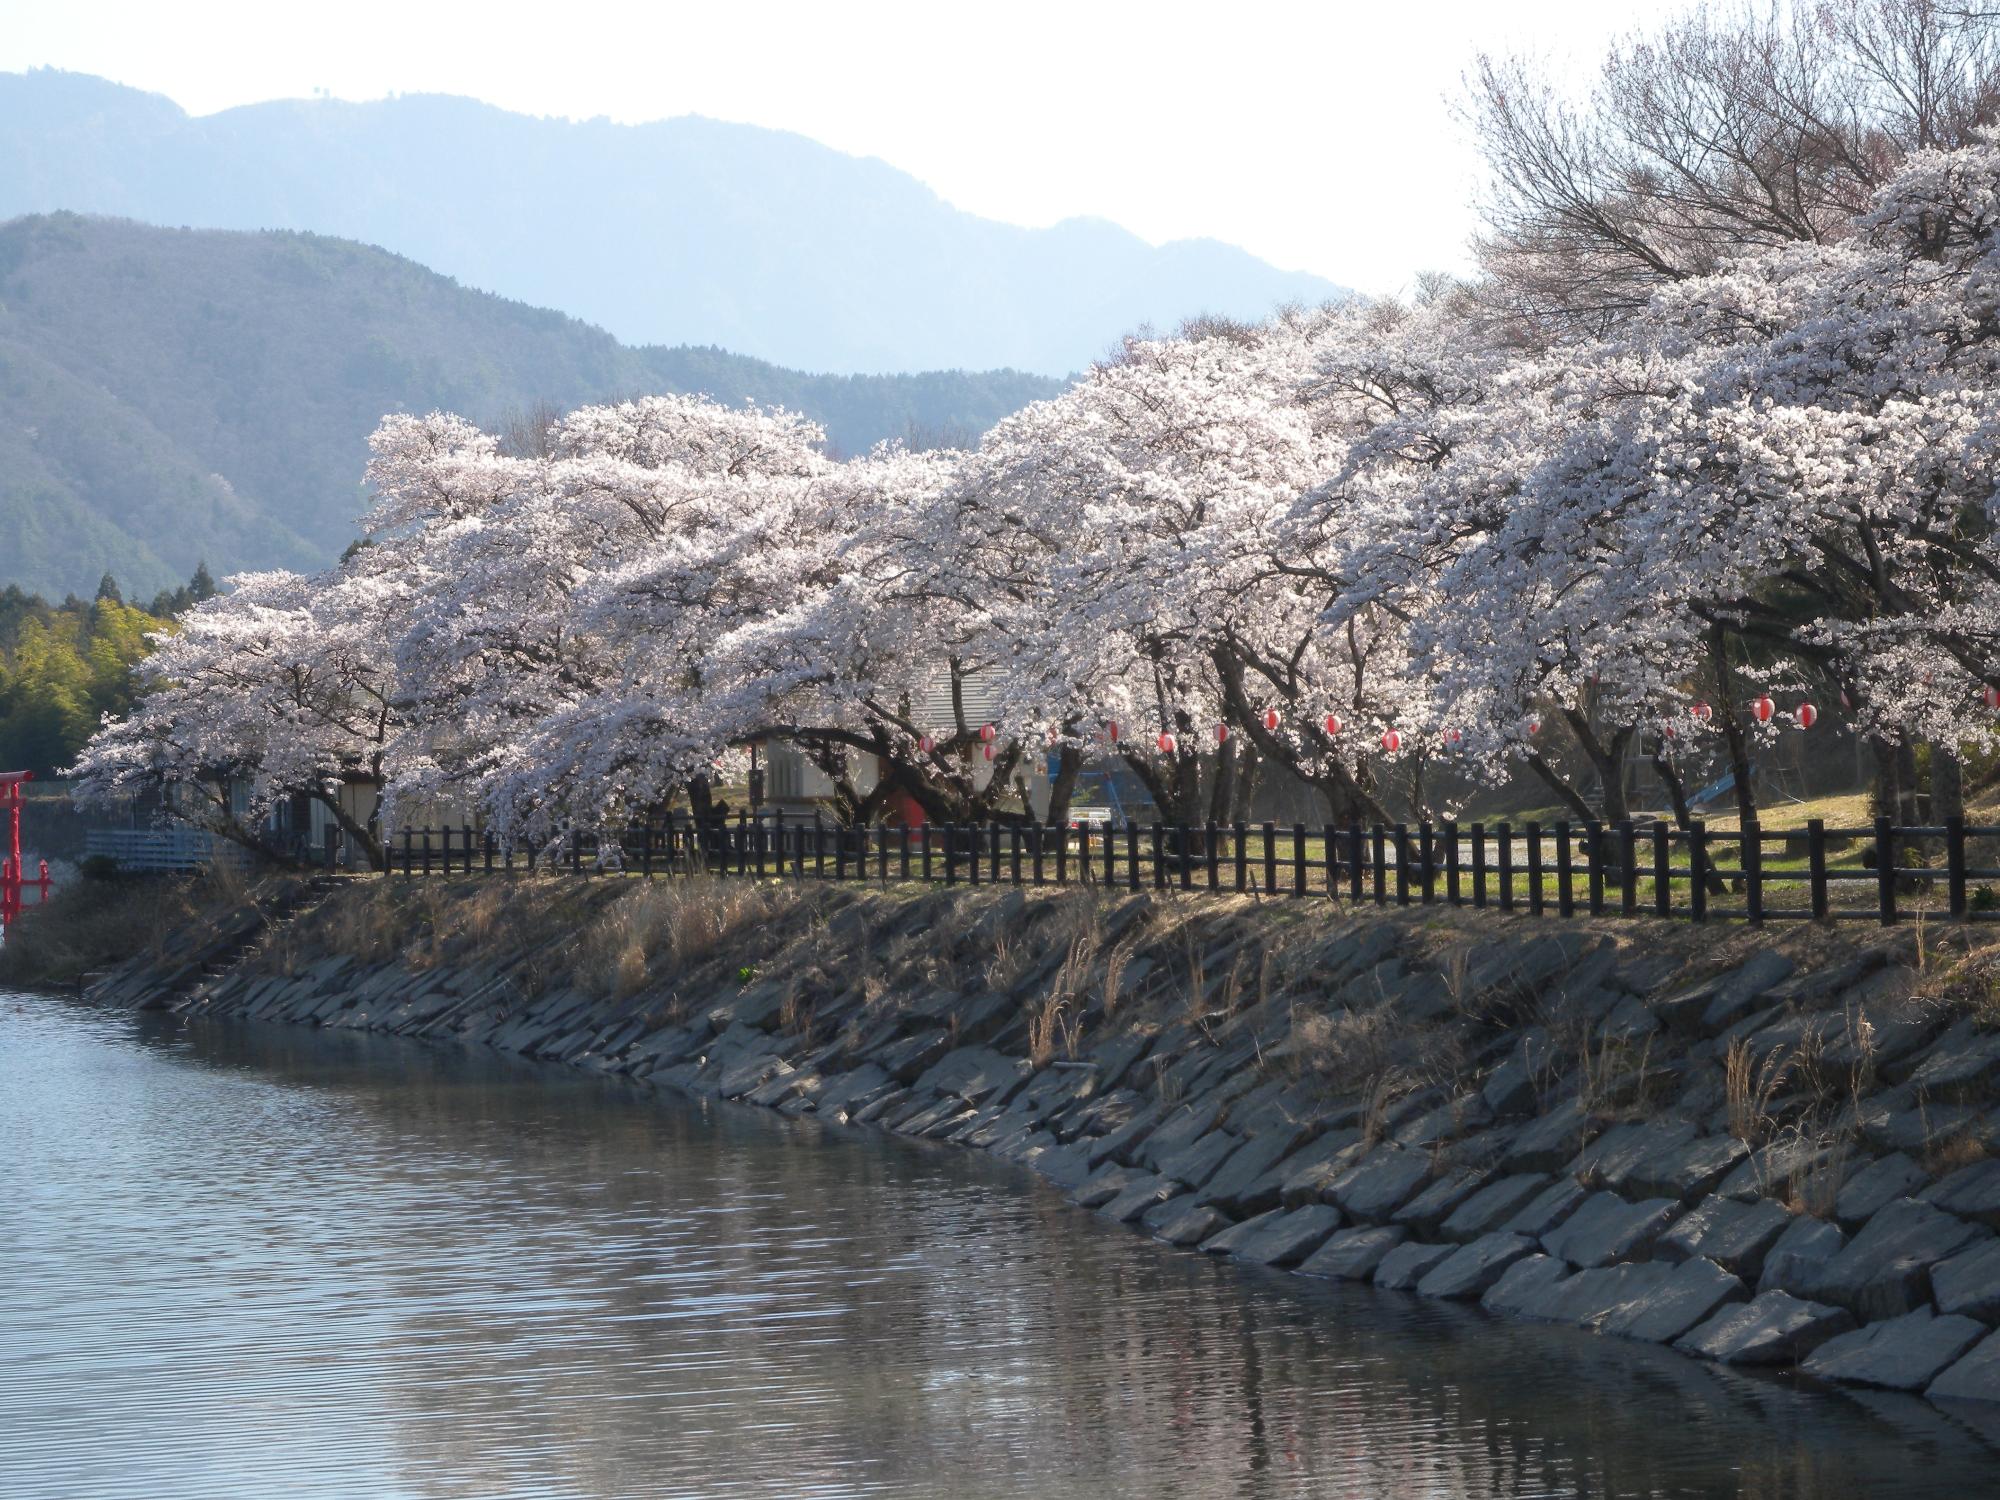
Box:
[1690,820,1710,923]
[875,825,887,883]
[1585,822,1604,916]
[1444,820,1461,905]
[1653,821,1671,917]
[1011,824,1023,885]
[1526,821,1545,916]
[1744,820,1764,926]
[1262,822,1278,895]
[990,822,1003,881]
[401,828,413,876]
[1418,822,1435,903]
[1949,816,1968,920]
[1555,821,1573,917]
[1102,819,1115,887]
[1208,822,1222,889]
[1496,822,1514,911]
[967,824,980,885]
[1875,816,1897,926]
[1372,825,1388,906]
[1055,823,1068,886]
[1177,825,1192,891]
[463,824,475,876]
[943,823,957,885]
[1151,823,1166,890]
[1126,821,1141,892]
[1470,823,1487,908]
[1323,823,1338,900]
[422,828,434,877]
[1031,824,1044,886]
[1807,818,1829,920]
[897,824,910,882]
[1349,820,1365,903]
[1618,821,1637,916]
[1234,823,1249,893]
[1290,823,1306,897]
[812,814,825,879]
[484,830,495,875]
[1394,823,1411,905]
[570,832,582,876]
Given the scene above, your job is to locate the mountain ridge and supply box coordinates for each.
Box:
[0,68,1345,374]
[0,211,1065,597]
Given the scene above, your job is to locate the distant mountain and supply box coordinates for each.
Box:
[0,70,1346,375]
[0,213,1065,597]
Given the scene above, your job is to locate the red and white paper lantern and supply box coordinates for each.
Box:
[983,744,995,761]
[1796,702,1818,729]
[1263,708,1281,733]
[979,723,996,743]
[1323,713,1342,736]
[1157,731,1177,754]
[1380,729,1402,753]
[1752,696,1775,724]
[1106,720,1120,743]
[1691,701,1712,722]
[918,733,936,754]
[1215,723,1230,745]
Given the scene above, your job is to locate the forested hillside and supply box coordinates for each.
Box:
[0,213,1065,597]
[0,568,207,775]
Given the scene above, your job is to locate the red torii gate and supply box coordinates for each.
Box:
[1,771,51,936]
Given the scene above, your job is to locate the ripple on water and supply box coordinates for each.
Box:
[3,994,1997,1500]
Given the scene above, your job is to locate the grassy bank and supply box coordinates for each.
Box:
[0,868,256,990]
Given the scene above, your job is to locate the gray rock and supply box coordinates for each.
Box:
[1415,1232,1538,1300]
[1804,1308,1988,1391]
[1600,993,1660,1043]
[1194,1207,1280,1256]
[1573,1119,1696,1191]
[1155,1129,1244,1191]
[1836,1152,1930,1228]
[1393,1168,1489,1234]
[1627,1134,1751,1203]
[1142,1197,1234,1247]
[1297,1225,1409,1281]
[1540,1192,1681,1269]
[1597,1257,1747,1344]
[875,1028,951,1083]
[1480,1031,1549,1118]
[1903,1024,2000,1097]
[1192,1127,1304,1212]
[1510,1262,1670,1328]
[914,1046,1033,1105]
[1933,1238,2000,1322]
[1394,1093,1495,1150]
[1085,1097,1170,1167]
[1927,1329,2000,1403]
[1503,1099,1596,1172]
[1655,951,1795,1036]
[1921,1158,2000,1230]
[1100,1174,1183,1223]
[1657,1197,1792,1281]
[1500,1179,1588,1238]
[814,1063,895,1121]
[1325,1144,1432,1222]
[1758,1215,1847,1296]
[1136,1096,1229,1170]
[1026,1140,1095,1189]
[1224,1129,1361,1216]
[1676,1291,1857,1365]
[1223,1203,1346,1266]
[1857,1097,1982,1155]
[1805,1198,1991,1320]
[1717,1137,1839,1203]
[1373,1240,1456,1291]
[1441,1174,1552,1243]
[1480,1254,1570,1316]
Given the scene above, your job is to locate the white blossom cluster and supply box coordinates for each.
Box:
[70,138,2000,851]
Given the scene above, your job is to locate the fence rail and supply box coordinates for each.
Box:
[380,813,2000,927]
[86,828,255,873]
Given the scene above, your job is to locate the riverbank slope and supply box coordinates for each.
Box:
[81,874,2000,1412]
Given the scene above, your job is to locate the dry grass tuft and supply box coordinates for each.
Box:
[1725,1036,1795,1145]
[578,880,789,997]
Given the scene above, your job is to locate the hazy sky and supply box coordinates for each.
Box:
[0,0,1691,294]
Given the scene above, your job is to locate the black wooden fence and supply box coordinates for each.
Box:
[380,813,2000,926]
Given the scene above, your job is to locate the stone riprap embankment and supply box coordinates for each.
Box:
[83,876,2000,1411]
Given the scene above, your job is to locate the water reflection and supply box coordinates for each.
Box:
[2,995,1994,1499]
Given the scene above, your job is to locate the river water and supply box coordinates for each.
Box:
[4,995,1997,1500]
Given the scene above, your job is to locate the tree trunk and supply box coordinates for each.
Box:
[1933,741,1966,825]
[1708,626,1759,825]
